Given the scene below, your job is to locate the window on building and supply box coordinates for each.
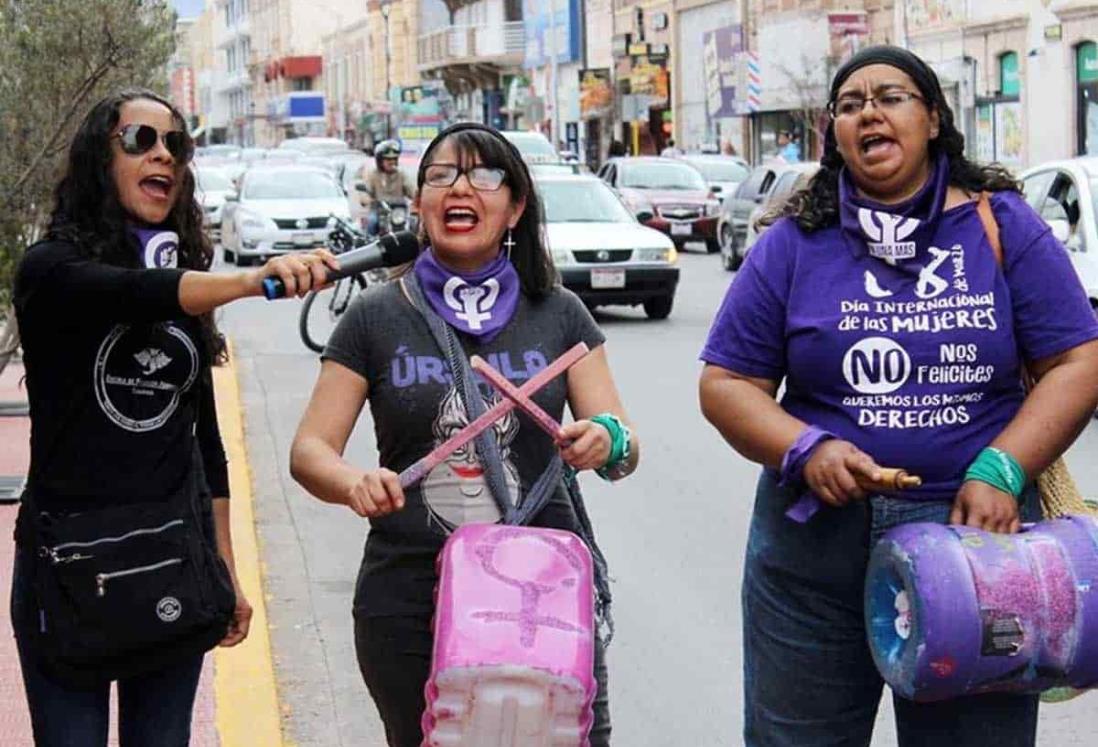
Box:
[292,78,313,92]
[999,51,1020,98]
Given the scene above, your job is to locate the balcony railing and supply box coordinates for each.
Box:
[418,22,524,69]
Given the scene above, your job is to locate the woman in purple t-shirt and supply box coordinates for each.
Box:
[700,46,1098,745]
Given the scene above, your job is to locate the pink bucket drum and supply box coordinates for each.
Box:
[422,523,597,746]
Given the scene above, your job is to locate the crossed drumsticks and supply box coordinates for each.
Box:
[398,343,589,489]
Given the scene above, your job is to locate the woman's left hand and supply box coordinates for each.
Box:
[220,578,254,647]
[558,419,612,471]
[949,480,1021,534]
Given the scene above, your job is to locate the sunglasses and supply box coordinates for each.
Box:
[423,163,507,191]
[112,124,191,162]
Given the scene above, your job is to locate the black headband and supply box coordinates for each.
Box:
[829,45,945,108]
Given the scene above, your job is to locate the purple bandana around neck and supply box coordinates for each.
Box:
[839,153,950,268]
[413,247,520,342]
[129,226,180,269]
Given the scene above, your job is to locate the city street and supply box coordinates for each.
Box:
[217,246,1098,746]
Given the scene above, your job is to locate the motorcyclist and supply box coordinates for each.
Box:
[358,139,415,236]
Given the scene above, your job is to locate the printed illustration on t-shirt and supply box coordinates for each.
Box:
[421,385,520,531]
[836,236,1002,430]
[93,322,199,433]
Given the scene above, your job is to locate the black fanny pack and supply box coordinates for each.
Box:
[21,470,235,685]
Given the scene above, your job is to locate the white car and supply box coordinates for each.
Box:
[538,174,680,319]
[193,165,235,240]
[501,130,561,165]
[1019,157,1098,310]
[222,166,352,266]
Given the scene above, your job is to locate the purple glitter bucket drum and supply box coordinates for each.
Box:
[865,515,1098,702]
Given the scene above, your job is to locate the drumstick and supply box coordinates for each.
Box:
[470,355,569,445]
[398,343,590,488]
[785,467,924,523]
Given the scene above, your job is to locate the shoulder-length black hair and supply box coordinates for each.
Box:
[46,88,224,362]
[415,123,557,299]
[769,48,1020,233]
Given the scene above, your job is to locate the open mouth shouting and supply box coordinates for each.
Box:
[860,133,898,160]
[443,206,479,233]
[140,173,175,202]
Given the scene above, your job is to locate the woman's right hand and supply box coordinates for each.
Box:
[802,439,882,508]
[247,249,340,298]
[345,468,406,518]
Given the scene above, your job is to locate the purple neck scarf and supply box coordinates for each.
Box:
[129,226,179,269]
[839,153,950,268]
[412,248,520,342]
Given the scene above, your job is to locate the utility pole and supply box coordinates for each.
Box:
[548,0,560,146]
[381,0,393,139]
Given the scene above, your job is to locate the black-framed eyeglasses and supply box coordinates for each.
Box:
[423,163,507,191]
[827,90,925,119]
[112,124,191,162]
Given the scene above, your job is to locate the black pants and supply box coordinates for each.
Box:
[355,614,611,746]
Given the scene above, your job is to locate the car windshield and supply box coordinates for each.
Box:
[243,171,343,199]
[1092,178,1098,218]
[538,180,634,223]
[621,162,707,190]
[195,169,232,192]
[505,134,557,158]
[689,160,749,182]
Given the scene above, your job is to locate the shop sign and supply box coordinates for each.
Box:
[579,68,613,119]
[1079,42,1098,84]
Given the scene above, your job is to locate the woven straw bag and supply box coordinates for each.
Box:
[975,193,1094,519]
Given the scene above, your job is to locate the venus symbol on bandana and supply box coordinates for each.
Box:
[443,276,500,331]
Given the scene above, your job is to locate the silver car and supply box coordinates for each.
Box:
[222,166,352,266]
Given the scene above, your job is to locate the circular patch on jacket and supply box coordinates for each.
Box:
[157,596,182,623]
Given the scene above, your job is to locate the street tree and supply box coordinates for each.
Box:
[0,0,177,370]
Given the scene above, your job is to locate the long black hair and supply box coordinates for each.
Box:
[416,123,557,299]
[46,88,224,362]
[771,46,1019,233]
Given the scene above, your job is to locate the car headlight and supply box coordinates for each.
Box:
[551,249,574,266]
[705,199,721,217]
[635,246,676,263]
[239,210,271,231]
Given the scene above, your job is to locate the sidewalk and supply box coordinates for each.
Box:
[0,359,219,745]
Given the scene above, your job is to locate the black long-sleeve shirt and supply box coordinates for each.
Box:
[12,239,229,520]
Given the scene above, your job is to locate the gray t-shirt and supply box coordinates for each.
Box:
[323,278,606,618]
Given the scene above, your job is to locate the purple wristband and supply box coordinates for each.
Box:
[780,425,836,524]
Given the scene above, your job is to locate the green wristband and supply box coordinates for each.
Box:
[590,412,632,480]
[964,446,1026,498]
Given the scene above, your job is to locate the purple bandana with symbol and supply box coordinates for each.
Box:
[413,247,520,342]
[839,152,950,269]
[129,227,180,269]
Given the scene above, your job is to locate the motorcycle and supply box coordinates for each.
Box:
[297,215,373,354]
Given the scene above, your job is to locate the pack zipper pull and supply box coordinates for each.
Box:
[95,574,106,597]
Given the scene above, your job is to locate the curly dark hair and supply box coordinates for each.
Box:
[46,88,224,362]
[767,47,1020,233]
[415,122,557,299]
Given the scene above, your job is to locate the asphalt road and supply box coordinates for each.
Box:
[216,245,1098,746]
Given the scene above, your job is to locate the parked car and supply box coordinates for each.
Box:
[680,154,750,204]
[596,156,721,253]
[501,130,560,164]
[538,174,680,319]
[1019,157,1098,310]
[730,162,821,271]
[717,160,807,270]
[276,136,351,157]
[221,165,352,266]
[193,164,235,241]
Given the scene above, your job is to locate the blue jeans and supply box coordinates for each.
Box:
[10,549,205,747]
[742,471,1041,746]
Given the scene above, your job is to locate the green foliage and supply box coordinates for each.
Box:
[0,0,178,305]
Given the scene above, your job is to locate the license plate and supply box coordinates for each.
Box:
[671,222,692,236]
[591,268,625,289]
[292,232,313,246]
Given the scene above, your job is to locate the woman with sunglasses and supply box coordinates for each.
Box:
[699,47,1098,745]
[11,89,336,745]
[290,122,638,745]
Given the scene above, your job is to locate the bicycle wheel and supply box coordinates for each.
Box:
[299,275,367,353]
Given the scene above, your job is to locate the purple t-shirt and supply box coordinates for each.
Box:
[701,190,1098,500]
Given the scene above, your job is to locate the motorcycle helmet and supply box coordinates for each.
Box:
[375,139,401,169]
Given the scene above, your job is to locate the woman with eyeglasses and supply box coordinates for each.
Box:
[290,122,637,745]
[699,46,1098,745]
[11,89,336,745]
